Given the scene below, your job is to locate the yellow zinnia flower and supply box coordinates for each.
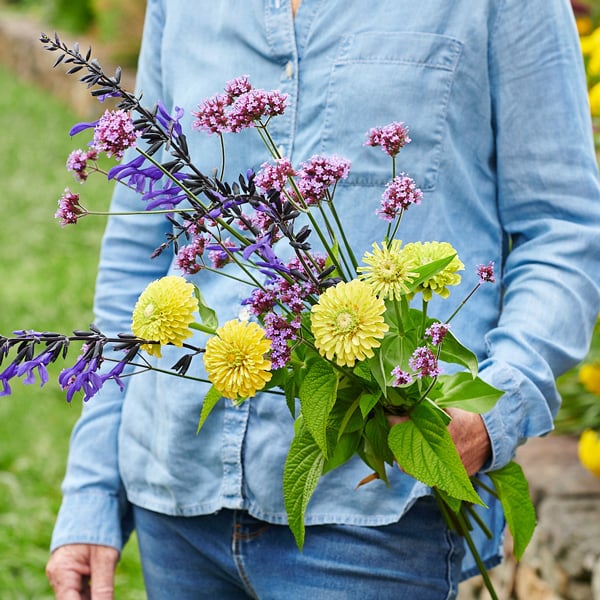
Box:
[589,82,600,118]
[579,362,600,395]
[358,239,418,300]
[578,429,600,478]
[131,276,197,357]
[204,319,272,399]
[311,279,389,367]
[399,241,464,301]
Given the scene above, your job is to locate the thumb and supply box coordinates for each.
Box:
[89,546,119,600]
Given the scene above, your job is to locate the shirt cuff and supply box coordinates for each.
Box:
[478,359,554,472]
[50,492,132,553]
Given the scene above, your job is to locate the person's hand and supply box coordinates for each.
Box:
[46,544,119,600]
[387,407,491,476]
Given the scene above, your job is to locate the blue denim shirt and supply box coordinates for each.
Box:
[51,0,600,579]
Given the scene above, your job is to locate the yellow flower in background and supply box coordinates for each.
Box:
[132,276,197,357]
[578,429,600,478]
[358,239,418,300]
[399,241,464,301]
[580,26,600,57]
[311,279,389,367]
[577,16,594,37]
[204,319,272,399]
[589,82,600,117]
[579,362,600,395]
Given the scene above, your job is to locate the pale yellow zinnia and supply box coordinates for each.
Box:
[399,241,464,301]
[358,239,418,300]
[311,279,389,368]
[578,429,600,478]
[579,362,600,395]
[204,319,272,399]
[131,276,197,357]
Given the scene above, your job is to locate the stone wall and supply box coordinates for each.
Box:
[459,436,600,600]
[0,9,135,118]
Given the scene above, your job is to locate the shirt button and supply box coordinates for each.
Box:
[285,61,294,79]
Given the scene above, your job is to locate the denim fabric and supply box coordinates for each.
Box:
[51,0,600,581]
[133,498,464,599]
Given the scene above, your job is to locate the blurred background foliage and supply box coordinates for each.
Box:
[0,0,146,66]
[555,0,600,450]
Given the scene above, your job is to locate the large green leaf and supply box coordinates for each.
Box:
[387,402,483,505]
[298,357,339,458]
[283,423,326,550]
[196,385,222,433]
[429,372,503,413]
[438,329,479,377]
[487,462,536,560]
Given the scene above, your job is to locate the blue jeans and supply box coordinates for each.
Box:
[132,497,464,599]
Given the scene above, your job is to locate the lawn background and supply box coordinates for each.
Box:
[0,65,146,598]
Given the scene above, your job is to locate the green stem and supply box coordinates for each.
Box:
[445,283,481,324]
[455,507,499,600]
[326,199,359,275]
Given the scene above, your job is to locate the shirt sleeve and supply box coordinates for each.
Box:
[481,0,600,471]
[51,0,171,552]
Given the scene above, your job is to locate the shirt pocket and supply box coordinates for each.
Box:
[320,31,463,191]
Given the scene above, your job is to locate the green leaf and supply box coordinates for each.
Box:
[438,329,479,377]
[196,385,222,433]
[283,423,326,550]
[323,429,362,474]
[387,402,483,505]
[487,462,536,560]
[298,357,339,458]
[359,390,381,418]
[192,284,218,332]
[406,255,455,295]
[429,373,504,413]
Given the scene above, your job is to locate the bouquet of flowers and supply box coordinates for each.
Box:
[0,34,537,599]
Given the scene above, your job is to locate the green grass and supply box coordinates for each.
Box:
[0,66,146,598]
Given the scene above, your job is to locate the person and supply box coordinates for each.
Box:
[45,0,600,598]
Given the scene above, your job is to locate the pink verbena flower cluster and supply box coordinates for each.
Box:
[365,121,411,157]
[425,322,450,346]
[192,76,289,135]
[295,155,351,206]
[55,188,86,226]
[66,148,98,183]
[377,174,423,221]
[408,346,442,378]
[263,313,302,370]
[391,366,414,386]
[477,261,496,284]
[255,158,297,193]
[93,109,139,160]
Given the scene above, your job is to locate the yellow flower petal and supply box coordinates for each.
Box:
[399,241,464,301]
[311,279,389,367]
[579,362,600,395]
[578,429,600,478]
[358,239,418,300]
[204,319,272,399]
[131,276,197,357]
